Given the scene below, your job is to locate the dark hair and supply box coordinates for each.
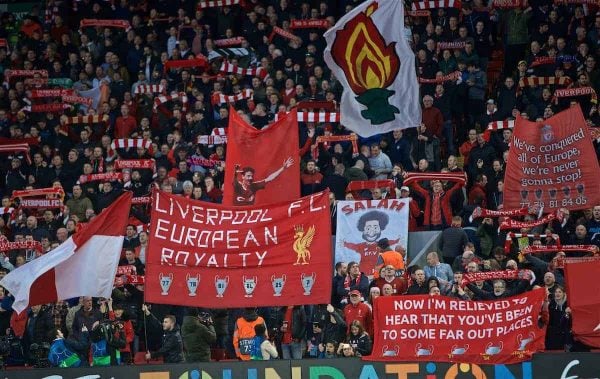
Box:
[357,210,389,231]
[242,167,255,175]
[254,323,266,336]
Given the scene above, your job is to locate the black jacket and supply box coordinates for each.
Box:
[149,316,184,363]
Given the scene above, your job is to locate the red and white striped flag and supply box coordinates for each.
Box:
[1,192,132,313]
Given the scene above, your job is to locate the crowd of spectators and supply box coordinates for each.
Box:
[0,0,598,368]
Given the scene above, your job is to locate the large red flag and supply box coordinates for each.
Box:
[564,257,600,347]
[504,105,600,212]
[144,190,332,308]
[223,109,300,206]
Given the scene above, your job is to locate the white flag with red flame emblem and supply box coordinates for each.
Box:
[324,0,421,137]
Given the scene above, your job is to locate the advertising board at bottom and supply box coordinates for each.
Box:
[2,357,536,379]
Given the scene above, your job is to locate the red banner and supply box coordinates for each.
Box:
[564,258,600,347]
[145,190,332,308]
[504,106,600,212]
[369,289,546,364]
[223,108,300,206]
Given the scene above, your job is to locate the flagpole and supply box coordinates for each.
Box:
[143,304,149,363]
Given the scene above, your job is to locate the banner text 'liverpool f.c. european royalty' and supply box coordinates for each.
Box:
[369,288,546,364]
[504,105,600,212]
[145,190,332,308]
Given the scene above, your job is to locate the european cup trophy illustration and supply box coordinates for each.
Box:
[301,272,316,295]
[159,273,173,296]
[186,273,200,297]
[243,276,258,297]
[271,274,286,296]
[214,275,229,298]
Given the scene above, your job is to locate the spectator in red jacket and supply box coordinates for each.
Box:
[468,174,488,207]
[114,104,137,139]
[409,179,465,230]
[343,290,373,337]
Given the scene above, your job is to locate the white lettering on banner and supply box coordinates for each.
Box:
[160,246,268,268]
[155,195,273,224]
[560,359,580,379]
[386,296,534,341]
[153,219,278,249]
[288,194,329,217]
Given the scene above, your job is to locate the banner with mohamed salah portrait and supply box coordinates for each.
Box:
[324,0,421,137]
[504,105,600,212]
[223,108,300,206]
[145,190,332,308]
[335,199,409,276]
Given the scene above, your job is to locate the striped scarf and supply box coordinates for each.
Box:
[211,89,253,105]
[197,0,241,8]
[62,115,109,126]
[274,111,340,123]
[153,92,188,112]
[518,76,572,88]
[134,84,164,95]
[107,139,154,160]
[0,143,31,164]
[412,0,462,10]
[197,135,228,145]
[219,62,268,79]
[487,120,514,130]
[419,71,460,84]
[79,19,131,31]
[402,172,467,186]
[207,48,251,61]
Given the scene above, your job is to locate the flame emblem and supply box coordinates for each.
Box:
[331,2,400,124]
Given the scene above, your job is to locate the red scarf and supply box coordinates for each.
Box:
[461,270,531,287]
